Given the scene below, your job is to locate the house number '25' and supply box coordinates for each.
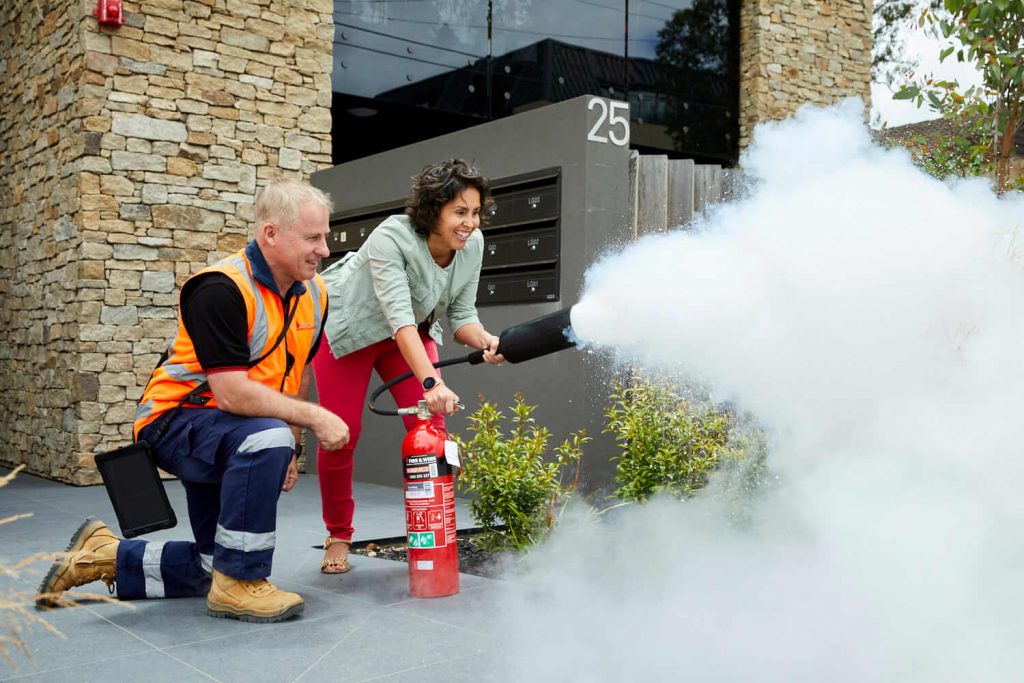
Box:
[587,98,629,146]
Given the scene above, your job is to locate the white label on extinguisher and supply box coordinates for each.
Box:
[444,440,460,468]
[416,560,434,570]
[405,481,434,499]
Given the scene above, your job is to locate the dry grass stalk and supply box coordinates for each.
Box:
[0,465,127,669]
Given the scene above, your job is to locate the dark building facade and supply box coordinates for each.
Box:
[330,0,741,165]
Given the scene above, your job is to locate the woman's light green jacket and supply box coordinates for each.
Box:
[320,215,483,359]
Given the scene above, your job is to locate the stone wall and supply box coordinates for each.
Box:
[738,0,873,148]
[0,0,86,482]
[0,0,334,484]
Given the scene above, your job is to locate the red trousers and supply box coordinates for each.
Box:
[312,329,444,541]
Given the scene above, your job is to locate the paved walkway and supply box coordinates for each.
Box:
[0,468,502,682]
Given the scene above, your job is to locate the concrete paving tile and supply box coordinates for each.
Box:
[2,511,81,561]
[263,543,332,582]
[14,486,112,512]
[162,607,384,683]
[272,548,499,611]
[449,568,494,592]
[293,607,494,683]
[386,582,504,636]
[0,650,220,683]
[87,595,263,648]
[362,650,502,683]
[93,587,373,649]
[16,481,108,501]
[0,491,94,518]
[1,602,155,680]
[292,555,413,606]
[0,471,61,494]
[0,489,37,513]
[6,503,125,542]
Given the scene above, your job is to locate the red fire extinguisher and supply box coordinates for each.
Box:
[399,400,459,598]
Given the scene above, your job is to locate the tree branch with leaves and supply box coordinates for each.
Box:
[895,0,1024,192]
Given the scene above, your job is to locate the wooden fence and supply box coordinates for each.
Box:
[626,151,737,238]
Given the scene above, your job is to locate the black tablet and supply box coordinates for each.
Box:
[94,442,177,538]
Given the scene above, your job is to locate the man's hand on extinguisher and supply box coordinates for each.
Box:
[425,381,460,416]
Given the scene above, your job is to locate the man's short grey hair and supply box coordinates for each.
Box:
[254,178,334,229]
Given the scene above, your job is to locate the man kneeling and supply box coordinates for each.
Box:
[36,179,349,622]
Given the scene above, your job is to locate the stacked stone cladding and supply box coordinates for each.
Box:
[0,1,86,482]
[0,0,334,484]
[738,0,873,148]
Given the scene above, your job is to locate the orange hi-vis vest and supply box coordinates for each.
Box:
[133,247,327,439]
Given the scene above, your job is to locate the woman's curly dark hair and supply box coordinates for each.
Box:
[405,158,493,237]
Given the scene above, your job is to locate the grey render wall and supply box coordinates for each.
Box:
[312,95,633,490]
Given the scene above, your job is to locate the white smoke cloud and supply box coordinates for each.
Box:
[486,99,1024,681]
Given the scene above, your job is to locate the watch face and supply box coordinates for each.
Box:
[422,377,437,390]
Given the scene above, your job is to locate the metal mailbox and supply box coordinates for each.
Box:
[477,168,561,306]
[482,224,558,270]
[479,269,559,305]
[487,183,560,228]
[326,211,392,254]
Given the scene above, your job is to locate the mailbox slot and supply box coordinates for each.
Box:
[478,268,559,305]
[486,183,560,229]
[482,223,558,270]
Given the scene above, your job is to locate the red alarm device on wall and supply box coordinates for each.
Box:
[94,0,124,27]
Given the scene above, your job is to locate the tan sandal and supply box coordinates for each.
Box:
[321,536,351,574]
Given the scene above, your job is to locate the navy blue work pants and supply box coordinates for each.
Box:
[114,409,294,600]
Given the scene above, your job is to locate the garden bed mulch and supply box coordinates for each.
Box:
[351,528,508,579]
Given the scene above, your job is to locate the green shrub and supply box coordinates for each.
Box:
[454,393,589,550]
[886,130,990,182]
[604,376,768,503]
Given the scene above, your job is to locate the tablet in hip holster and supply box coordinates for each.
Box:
[94,441,177,539]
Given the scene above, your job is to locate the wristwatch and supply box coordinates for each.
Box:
[293,443,303,458]
[422,376,441,391]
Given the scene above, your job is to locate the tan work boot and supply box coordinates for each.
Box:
[206,569,304,623]
[36,517,120,608]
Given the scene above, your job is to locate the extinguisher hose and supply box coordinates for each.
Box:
[367,353,477,416]
[366,306,577,416]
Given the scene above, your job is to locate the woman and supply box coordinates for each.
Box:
[313,158,505,573]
